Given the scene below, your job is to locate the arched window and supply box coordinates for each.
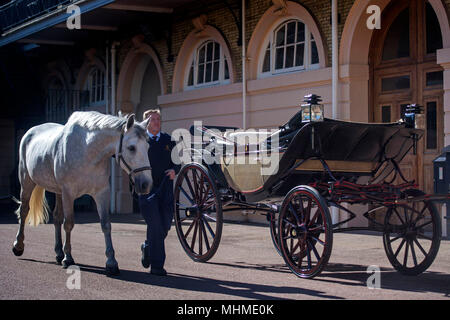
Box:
[261,19,319,76]
[85,67,105,105]
[186,40,230,88]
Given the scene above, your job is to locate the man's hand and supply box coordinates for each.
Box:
[165,169,176,180]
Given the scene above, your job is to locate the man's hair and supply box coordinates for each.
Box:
[143,109,161,120]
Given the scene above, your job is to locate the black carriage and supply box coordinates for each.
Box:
[173,95,446,279]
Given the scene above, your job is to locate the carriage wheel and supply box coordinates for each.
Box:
[278,186,333,279]
[174,163,223,262]
[383,189,441,276]
[269,211,281,256]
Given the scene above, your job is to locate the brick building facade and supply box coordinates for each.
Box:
[0,0,449,230]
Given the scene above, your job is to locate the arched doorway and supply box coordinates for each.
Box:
[370,0,444,193]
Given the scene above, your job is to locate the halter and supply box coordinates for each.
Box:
[116,128,152,188]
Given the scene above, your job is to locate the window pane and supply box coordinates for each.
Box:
[285,45,294,68]
[188,65,194,86]
[426,101,437,149]
[295,43,304,67]
[262,47,270,72]
[426,71,443,87]
[382,106,391,123]
[197,64,204,84]
[199,46,205,63]
[311,39,319,64]
[426,2,442,54]
[214,42,220,60]
[286,21,296,44]
[224,60,229,79]
[205,62,212,82]
[207,42,213,61]
[213,61,219,81]
[382,8,410,60]
[275,47,284,69]
[296,22,305,42]
[381,75,410,91]
[276,26,285,46]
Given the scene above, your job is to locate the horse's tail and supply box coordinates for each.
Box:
[20,186,50,227]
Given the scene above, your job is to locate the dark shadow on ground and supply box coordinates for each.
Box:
[18,258,343,300]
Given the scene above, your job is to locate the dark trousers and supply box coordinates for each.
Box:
[139,179,174,270]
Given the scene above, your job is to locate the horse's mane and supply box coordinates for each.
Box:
[67,111,126,131]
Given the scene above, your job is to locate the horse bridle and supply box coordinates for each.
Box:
[116,129,152,187]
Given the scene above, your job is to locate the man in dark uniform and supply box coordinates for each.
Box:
[139,109,179,276]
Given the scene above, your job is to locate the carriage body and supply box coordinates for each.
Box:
[174,110,443,279]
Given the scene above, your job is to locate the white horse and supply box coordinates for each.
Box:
[12,111,153,276]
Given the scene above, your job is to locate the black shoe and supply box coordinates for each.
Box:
[150,268,167,276]
[141,243,150,268]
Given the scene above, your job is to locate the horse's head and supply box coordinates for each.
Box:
[116,114,152,195]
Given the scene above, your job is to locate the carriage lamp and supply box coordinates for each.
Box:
[403,104,424,129]
[301,94,324,122]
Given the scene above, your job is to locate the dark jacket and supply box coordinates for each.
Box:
[147,132,180,188]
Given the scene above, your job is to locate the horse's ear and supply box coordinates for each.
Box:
[126,114,135,131]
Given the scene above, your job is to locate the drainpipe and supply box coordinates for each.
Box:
[331,0,339,224]
[105,41,109,115]
[242,0,247,130]
[110,41,119,214]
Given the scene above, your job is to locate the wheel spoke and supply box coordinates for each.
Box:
[200,219,211,251]
[389,234,403,244]
[403,238,409,267]
[184,173,196,202]
[393,208,405,224]
[413,238,428,256]
[415,220,433,230]
[306,241,312,270]
[190,220,199,250]
[394,238,406,258]
[309,239,321,261]
[310,235,325,246]
[184,219,196,238]
[409,240,418,267]
[202,216,216,238]
[288,202,301,225]
[179,186,194,205]
[198,220,203,255]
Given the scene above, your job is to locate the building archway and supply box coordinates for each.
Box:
[369,0,445,193]
[117,36,166,121]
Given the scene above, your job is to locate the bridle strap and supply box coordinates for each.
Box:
[116,130,152,186]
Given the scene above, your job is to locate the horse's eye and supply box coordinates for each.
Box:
[128,145,136,153]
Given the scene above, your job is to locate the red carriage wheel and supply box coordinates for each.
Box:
[174,163,223,262]
[278,186,333,279]
[383,189,441,275]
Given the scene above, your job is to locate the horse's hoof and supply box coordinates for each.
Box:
[105,265,120,277]
[62,259,75,269]
[56,255,64,265]
[12,247,24,257]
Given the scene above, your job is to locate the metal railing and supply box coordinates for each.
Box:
[45,89,89,124]
[0,0,72,33]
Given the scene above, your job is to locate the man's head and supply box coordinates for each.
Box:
[143,109,161,135]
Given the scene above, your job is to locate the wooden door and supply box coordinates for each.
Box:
[370,0,444,193]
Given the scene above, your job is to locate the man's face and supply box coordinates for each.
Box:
[147,112,161,134]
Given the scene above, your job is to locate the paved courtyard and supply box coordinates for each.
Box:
[0,211,449,300]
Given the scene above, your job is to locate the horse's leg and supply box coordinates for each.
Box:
[12,174,35,256]
[53,194,64,265]
[93,188,120,276]
[61,191,75,268]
